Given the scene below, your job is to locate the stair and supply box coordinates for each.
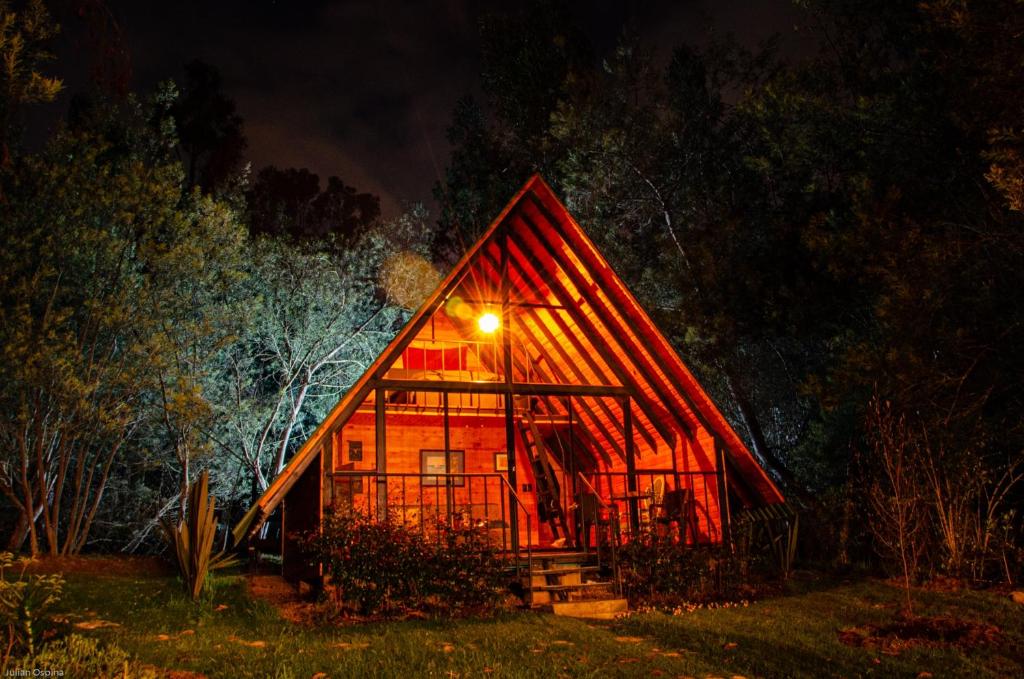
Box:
[516,411,571,541]
[526,552,626,618]
[551,598,629,620]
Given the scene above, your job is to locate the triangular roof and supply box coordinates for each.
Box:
[233,175,783,544]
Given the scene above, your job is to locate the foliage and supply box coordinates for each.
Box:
[0,552,63,658]
[305,511,505,617]
[171,59,247,194]
[865,399,927,611]
[0,0,62,161]
[615,535,759,606]
[248,165,381,243]
[437,0,1024,577]
[11,634,154,679]
[160,471,238,600]
[865,397,1024,590]
[0,89,247,554]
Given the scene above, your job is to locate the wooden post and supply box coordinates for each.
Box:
[375,386,387,519]
[443,391,454,521]
[501,227,519,554]
[624,396,640,536]
[715,438,732,548]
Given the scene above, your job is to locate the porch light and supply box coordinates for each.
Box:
[477,311,500,333]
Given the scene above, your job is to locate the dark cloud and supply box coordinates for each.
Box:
[41,0,809,218]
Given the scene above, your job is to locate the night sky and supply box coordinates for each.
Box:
[46,1,810,217]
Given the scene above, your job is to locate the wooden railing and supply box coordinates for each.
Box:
[329,471,533,571]
[586,469,721,545]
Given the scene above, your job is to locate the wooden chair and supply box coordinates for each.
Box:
[656,488,694,543]
[578,492,616,551]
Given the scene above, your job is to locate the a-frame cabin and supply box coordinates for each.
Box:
[234,175,784,585]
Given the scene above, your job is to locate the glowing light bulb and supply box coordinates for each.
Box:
[477,312,500,333]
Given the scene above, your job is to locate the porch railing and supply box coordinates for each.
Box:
[586,469,721,546]
[329,471,533,574]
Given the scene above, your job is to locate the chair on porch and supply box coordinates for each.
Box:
[578,492,617,552]
[640,477,666,532]
[655,488,695,543]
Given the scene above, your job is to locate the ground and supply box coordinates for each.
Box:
[17,558,1024,678]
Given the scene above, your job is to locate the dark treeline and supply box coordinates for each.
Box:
[435,0,1024,583]
[1,0,1021,585]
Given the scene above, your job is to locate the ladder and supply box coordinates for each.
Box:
[516,409,571,541]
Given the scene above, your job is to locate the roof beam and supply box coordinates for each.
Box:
[507,217,697,442]
[504,231,682,449]
[478,245,638,459]
[374,379,630,397]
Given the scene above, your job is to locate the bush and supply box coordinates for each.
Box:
[305,512,505,617]
[161,470,238,600]
[614,534,757,606]
[0,552,64,658]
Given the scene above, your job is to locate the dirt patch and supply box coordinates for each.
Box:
[247,574,318,625]
[839,612,1002,655]
[23,555,171,577]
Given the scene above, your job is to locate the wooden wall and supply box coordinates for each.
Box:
[315,405,724,548]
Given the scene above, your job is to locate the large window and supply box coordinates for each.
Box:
[420,449,465,486]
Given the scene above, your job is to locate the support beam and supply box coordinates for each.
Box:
[524,194,739,459]
[715,438,733,547]
[374,378,630,397]
[375,387,387,518]
[501,227,519,553]
[624,396,639,535]
[478,246,633,462]
[482,235,670,452]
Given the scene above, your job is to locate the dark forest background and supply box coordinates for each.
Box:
[1,0,1021,585]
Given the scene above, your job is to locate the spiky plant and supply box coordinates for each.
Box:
[161,470,238,599]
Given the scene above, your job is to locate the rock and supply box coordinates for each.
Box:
[1010,591,1024,604]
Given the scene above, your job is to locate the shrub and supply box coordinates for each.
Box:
[614,534,756,606]
[0,552,64,658]
[161,470,238,600]
[305,511,505,617]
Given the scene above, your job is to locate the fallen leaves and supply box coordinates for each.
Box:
[227,635,267,648]
[73,619,120,630]
[838,613,1001,655]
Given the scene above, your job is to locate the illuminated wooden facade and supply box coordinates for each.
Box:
[234,175,784,580]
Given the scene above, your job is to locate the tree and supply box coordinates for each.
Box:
[171,59,247,194]
[432,0,591,261]
[0,88,247,554]
[248,166,381,243]
[0,0,62,164]
[211,208,432,500]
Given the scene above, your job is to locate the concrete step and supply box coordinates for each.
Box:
[532,566,600,576]
[552,598,628,620]
[531,581,613,592]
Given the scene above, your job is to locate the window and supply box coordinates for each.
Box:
[421,449,465,486]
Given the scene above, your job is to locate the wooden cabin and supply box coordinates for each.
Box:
[233,175,784,584]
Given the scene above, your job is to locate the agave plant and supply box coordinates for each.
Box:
[161,470,238,599]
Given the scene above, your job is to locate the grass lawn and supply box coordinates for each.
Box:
[27,561,1024,678]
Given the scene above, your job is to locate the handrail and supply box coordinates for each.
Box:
[576,472,612,509]
[497,475,533,581]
